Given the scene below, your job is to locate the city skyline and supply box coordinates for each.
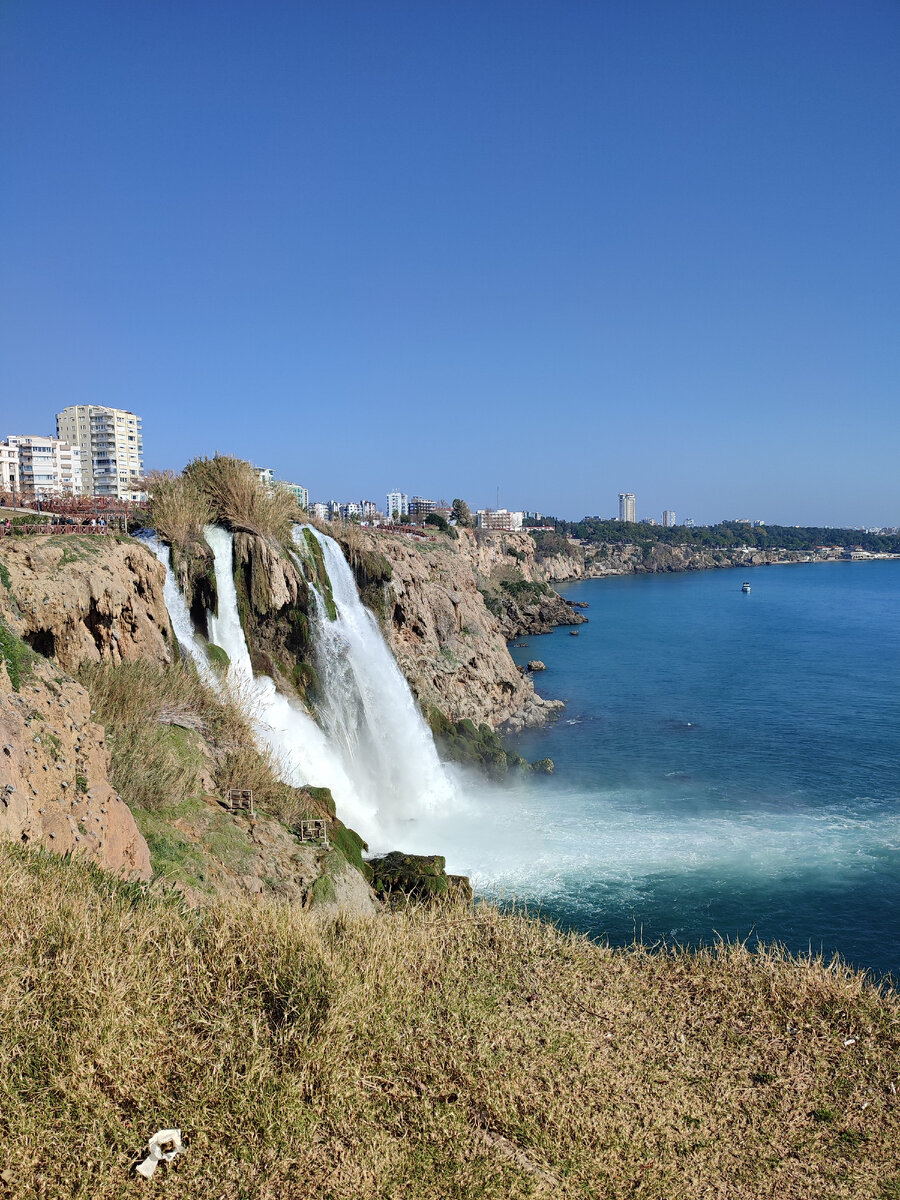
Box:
[2,3,898,526]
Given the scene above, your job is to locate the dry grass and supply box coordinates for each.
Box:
[0,841,898,1199]
[183,455,300,543]
[79,660,307,820]
[145,471,213,548]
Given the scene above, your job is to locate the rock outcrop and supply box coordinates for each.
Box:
[0,534,172,672]
[367,851,472,906]
[0,650,151,880]
[343,527,566,730]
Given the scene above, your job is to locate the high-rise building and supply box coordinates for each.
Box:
[386,491,408,520]
[56,405,144,500]
[663,510,677,527]
[0,436,82,499]
[618,492,636,523]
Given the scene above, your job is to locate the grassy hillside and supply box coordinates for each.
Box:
[1,843,898,1199]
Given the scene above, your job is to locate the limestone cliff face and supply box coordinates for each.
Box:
[0,535,172,672]
[342,528,564,729]
[521,538,826,581]
[0,653,151,880]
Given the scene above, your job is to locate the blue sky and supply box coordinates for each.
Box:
[2,1,898,525]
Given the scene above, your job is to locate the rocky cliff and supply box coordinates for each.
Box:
[471,530,833,585]
[341,527,569,730]
[0,534,173,672]
[0,532,376,910]
[0,647,151,880]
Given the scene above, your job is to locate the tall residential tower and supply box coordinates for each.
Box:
[618,492,636,523]
[56,406,144,500]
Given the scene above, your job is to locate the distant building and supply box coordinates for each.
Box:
[663,510,677,527]
[618,493,636,523]
[253,466,276,487]
[476,508,524,532]
[386,491,409,520]
[409,496,438,518]
[684,518,695,528]
[640,517,657,525]
[523,510,543,523]
[56,405,144,500]
[310,502,329,521]
[0,443,18,493]
[0,435,82,499]
[282,482,308,508]
[360,500,377,520]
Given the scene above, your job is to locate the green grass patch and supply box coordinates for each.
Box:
[310,873,336,905]
[0,620,34,692]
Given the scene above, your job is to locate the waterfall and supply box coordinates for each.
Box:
[295,526,459,829]
[203,525,378,836]
[136,532,214,680]
[141,522,460,846]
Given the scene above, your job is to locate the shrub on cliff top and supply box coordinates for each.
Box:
[145,470,213,548]
[2,839,898,1199]
[183,454,300,543]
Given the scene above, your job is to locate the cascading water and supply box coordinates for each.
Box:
[295,527,460,831]
[203,525,377,836]
[136,532,213,680]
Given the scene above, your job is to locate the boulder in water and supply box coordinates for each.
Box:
[527,660,546,672]
[531,757,555,774]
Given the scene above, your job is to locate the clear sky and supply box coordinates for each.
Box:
[2,1,898,525]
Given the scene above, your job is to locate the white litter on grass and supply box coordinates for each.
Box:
[843,1037,857,1047]
[136,1129,183,1179]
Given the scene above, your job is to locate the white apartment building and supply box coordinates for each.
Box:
[386,491,409,520]
[309,502,329,521]
[618,492,636,523]
[663,510,677,527]
[282,482,309,508]
[476,508,524,532]
[0,443,19,494]
[0,436,82,499]
[56,406,144,500]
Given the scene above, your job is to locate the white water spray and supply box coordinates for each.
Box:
[296,526,460,832]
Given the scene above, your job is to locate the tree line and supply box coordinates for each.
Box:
[537,518,900,554]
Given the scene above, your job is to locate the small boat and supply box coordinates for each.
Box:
[741,581,751,593]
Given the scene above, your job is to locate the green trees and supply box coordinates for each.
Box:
[451,498,473,527]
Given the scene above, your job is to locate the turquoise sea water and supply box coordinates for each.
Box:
[461,561,900,977]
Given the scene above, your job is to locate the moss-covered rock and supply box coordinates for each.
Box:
[426,706,531,778]
[366,851,465,906]
[205,642,230,674]
[531,757,555,774]
[171,535,217,637]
